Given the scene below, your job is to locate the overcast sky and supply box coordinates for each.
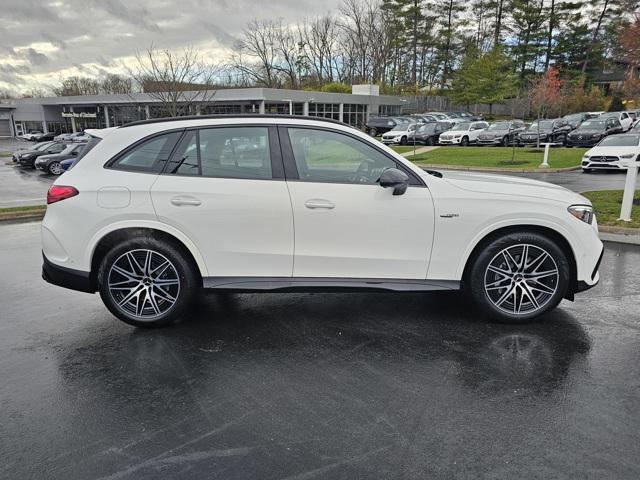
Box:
[0,0,342,94]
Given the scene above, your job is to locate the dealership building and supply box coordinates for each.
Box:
[0,86,408,137]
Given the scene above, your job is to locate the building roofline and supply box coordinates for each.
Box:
[119,113,350,128]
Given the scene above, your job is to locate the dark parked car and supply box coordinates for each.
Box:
[410,121,452,145]
[365,116,411,137]
[14,142,68,168]
[445,111,483,121]
[517,119,572,146]
[60,157,75,171]
[565,118,624,147]
[35,143,86,175]
[561,112,591,130]
[476,120,526,146]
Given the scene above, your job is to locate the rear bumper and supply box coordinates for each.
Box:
[42,253,94,293]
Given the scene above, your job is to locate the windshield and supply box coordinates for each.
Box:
[452,122,470,131]
[487,122,509,131]
[390,123,411,131]
[598,135,640,147]
[577,120,605,130]
[33,142,54,151]
[527,121,554,131]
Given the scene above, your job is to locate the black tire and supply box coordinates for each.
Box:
[461,136,469,146]
[502,136,509,147]
[97,237,199,328]
[400,136,407,145]
[426,137,434,146]
[466,231,571,323]
[368,127,377,137]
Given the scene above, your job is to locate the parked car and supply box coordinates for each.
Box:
[32,132,57,142]
[581,133,640,173]
[411,121,453,145]
[600,111,633,131]
[19,130,43,141]
[561,112,590,130]
[60,157,76,171]
[476,120,526,146]
[381,122,419,145]
[54,132,86,142]
[41,116,602,328]
[423,112,451,121]
[438,121,489,146]
[14,141,69,168]
[365,116,409,137]
[445,111,483,121]
[35,143,86,175]
[72,132,92,142]
[565,118,623,147]
[517,119,572,146]
[12,141,55,161]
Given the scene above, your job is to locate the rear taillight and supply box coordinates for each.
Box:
[47,185,78,204]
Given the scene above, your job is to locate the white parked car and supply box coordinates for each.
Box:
[42,116,603,327]
[601,111,633,131]
[20,130,43,141]
[381,122,418,145]
[438,121,489,146]
[581,133,640,172]
[55,132,86,142]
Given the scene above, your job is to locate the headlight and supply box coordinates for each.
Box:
[582,154,590,159]
[568,205,594,224]
[591,134,601,138]
[454,134,462,138]
[619,153,635,159]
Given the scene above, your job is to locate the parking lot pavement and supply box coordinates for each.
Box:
[1,221,640,479]
[0,160,53,207]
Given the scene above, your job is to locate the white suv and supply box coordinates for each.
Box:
[42,115,603,327]
[438,121,489,146]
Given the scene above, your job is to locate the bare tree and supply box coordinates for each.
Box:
[52,76,101,96]
[231,20,281,87]
[100,74,133,94]
[130,44,219,117]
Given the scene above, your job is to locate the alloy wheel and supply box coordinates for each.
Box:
[484,244,559,315]
[107,249,180,320]
[49,162,63,175]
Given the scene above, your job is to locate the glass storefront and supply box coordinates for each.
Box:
[308,103,340,121]
[107,105,146,126]
[343,104,368,129]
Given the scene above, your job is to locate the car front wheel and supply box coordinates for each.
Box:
[467,232,570,323]
[97,238,198,327]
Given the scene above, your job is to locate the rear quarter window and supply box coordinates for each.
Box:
[108,131,182,173]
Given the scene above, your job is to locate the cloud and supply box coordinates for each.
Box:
[0,0,343,93]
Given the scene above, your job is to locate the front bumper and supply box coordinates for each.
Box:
[42,253,94,293]
[381,137,403,144]
[476,137,502,145]
[566,137,600,147]
[439,137,462,145]
[17,157,35,167]
[582,158,629,170]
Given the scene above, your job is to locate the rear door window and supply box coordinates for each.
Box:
[110,131,182,173]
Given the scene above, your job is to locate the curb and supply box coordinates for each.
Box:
[599,226,640,245]
[417,163,581,173]
[0,211,46,224]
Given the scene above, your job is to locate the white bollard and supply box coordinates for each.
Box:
[539,143,552,168]
[618,160,639,222]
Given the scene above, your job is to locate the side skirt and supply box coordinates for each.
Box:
[202,277,460,293]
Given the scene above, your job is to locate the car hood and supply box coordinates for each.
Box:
[440,129,468,135]
[479,129,509,136]
[383,129,411,136]
[438,171,585,204]
[586,145,639,156]
[568,129,603,136]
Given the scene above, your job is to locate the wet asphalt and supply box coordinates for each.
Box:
[1,222,640,479]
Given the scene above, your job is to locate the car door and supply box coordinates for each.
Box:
[280,126,434,280]
[151,126,294,278]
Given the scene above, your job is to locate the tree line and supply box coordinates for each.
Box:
[3,0,640,115]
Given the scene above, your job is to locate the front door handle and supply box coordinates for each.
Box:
[171,196,202,206]
[305,199,335,210]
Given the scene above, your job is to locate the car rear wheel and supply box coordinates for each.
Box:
[502,136,509,147]
[97,238,199,328]
[48,161,63,175]
[368,128,377,137]
[467,232,570,323]
[426,137,434,146]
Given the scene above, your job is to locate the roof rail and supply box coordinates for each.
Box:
[120,114,349,128]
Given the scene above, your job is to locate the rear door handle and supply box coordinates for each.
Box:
[171,196,202,206]
[305,199,335,210]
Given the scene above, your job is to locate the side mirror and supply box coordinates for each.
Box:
[379,168,409,196]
